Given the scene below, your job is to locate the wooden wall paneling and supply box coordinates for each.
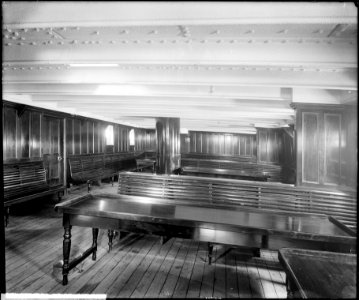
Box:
[196,132,202,153]
[30,111,41,158]
[252,135,257,157]
[3,106,17,160]
[81,120,88,154]
[239,135,245,156]
[218,134,224,154]
[302,113,320,184]
[245,135,252,157]
[342,108,357,187]
[224,134,232,155]
[190,132,195,152]
[201,133,207,154]
[66,118,73,155]
[73,119,81,154]
[19,110,30,158]
[93,122,100,153]
[233,134,239,155]
[324,113,341,185]
[41,115,50,155]
[88,121,94,154]
[258,130,267,162]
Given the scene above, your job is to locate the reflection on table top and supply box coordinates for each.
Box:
[279,248,357,298]
[56,193,354,240]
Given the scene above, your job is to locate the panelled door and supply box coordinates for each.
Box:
[42,115,64,187]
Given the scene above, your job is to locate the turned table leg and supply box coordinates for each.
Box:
[108,229,115,252]
[208,242,214,265]
[92,228,99,260]
[62,224,72,285]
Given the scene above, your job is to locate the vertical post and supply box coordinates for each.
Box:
[92,228,99,260]
[108,229,114,252]
[156,117,181,174]
[62,215,72,285]
[208,243,214,265]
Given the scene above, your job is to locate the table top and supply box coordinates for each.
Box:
[55,193,355,243]
[279,248,357,298]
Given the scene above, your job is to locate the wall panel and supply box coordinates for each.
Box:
[73,119,81,154]
[81,120,88,154]
[30,111,41,157]
[324,114,341,185]
[3,106,17,160]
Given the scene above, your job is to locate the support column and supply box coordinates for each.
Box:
[156,117,181,174]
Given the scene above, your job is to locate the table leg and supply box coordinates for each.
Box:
[108,229,115,252]
[62,224,72,285]
[5,207,10,227]
[92,228,99,260]
[208,243,214,265]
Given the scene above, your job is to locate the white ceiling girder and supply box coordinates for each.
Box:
[3,2,356,27]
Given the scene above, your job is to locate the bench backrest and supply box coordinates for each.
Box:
[181,153,256,163]
[3,160,48,200]
[118,172,357,231]
[68,153,138,182]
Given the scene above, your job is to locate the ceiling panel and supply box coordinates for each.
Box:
[2,2,357,133]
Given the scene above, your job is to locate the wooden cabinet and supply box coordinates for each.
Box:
[294,104,356,188]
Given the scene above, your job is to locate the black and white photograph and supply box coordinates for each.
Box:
[1,1,357,299]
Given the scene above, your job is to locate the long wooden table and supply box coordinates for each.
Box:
[278,248,357,298]
[55,193,356,285]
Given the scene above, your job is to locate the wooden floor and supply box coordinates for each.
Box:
[5,182,288,298]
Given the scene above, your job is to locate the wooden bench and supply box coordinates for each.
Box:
[3,159,65,226]
[181,158,282,182]
[135,158,156,173]
[118,172,357,231]
[68,153,151,192]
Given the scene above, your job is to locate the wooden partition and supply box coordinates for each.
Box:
[3,100,149,190]
[294,104,357,189]
[134,128,156,152]
[186,131,256,157]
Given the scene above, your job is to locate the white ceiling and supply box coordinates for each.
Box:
[2,1,357,134]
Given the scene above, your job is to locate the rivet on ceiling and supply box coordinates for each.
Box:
[11,36,17,40]
[4,34,9,39]
[14,31,19,36]
[58,41,64,45]
[23,28,28,33]
[160,40,165,43]
[149,30,158,35]
[120,30,129,34]
[110,40,116,44]
[122,40,128,43]
[48,40,53,44]
[216,40,222,43]
[35,28,40,32]
[211,30,220,35]
[30,42,37,45]
[94,31,100,35]
[172,40,177,43]
[230,40,235,43]
[71,40,78,44]
[245,29,254,34]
